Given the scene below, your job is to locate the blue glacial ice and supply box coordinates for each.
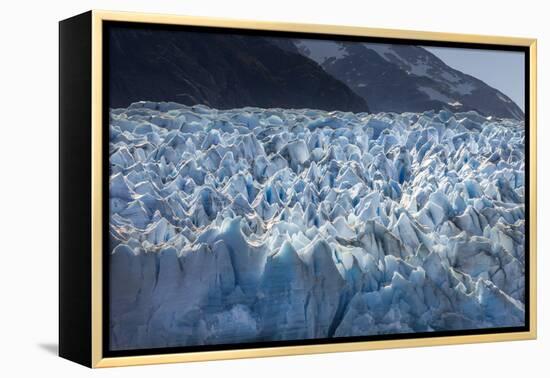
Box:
[108,101,525,350]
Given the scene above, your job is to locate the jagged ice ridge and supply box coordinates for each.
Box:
[109,101,525,350]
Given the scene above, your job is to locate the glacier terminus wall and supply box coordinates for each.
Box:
[108,101,525,350]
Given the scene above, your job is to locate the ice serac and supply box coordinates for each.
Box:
[109,101,525,350]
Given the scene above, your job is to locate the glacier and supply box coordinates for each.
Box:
[108,101,525,350]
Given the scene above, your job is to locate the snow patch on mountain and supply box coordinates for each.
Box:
[418,86,454,103]
[109,101,525,350]
[295,40,348,65]
[363,43,398,61]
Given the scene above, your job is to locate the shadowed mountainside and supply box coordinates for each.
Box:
[108,26,369,112]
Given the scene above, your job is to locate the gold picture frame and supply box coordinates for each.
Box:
[59,9,537,368]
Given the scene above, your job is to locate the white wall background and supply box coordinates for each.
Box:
[0,0,546,376]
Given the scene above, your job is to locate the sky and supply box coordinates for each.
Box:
[424,46,525,110]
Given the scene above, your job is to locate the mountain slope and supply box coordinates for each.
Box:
[107,27,369,112]
[295,40,524,120]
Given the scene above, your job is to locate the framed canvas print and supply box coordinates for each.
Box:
[59,10,537,368]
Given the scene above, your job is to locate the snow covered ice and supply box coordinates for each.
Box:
[108,101,525,350]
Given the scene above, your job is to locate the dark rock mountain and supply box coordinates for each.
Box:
[107,27,369,112]
[294,40,524,120]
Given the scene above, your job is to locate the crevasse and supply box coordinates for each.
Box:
[109,101,525,350]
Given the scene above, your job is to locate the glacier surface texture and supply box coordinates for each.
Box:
[109,101,525,350]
